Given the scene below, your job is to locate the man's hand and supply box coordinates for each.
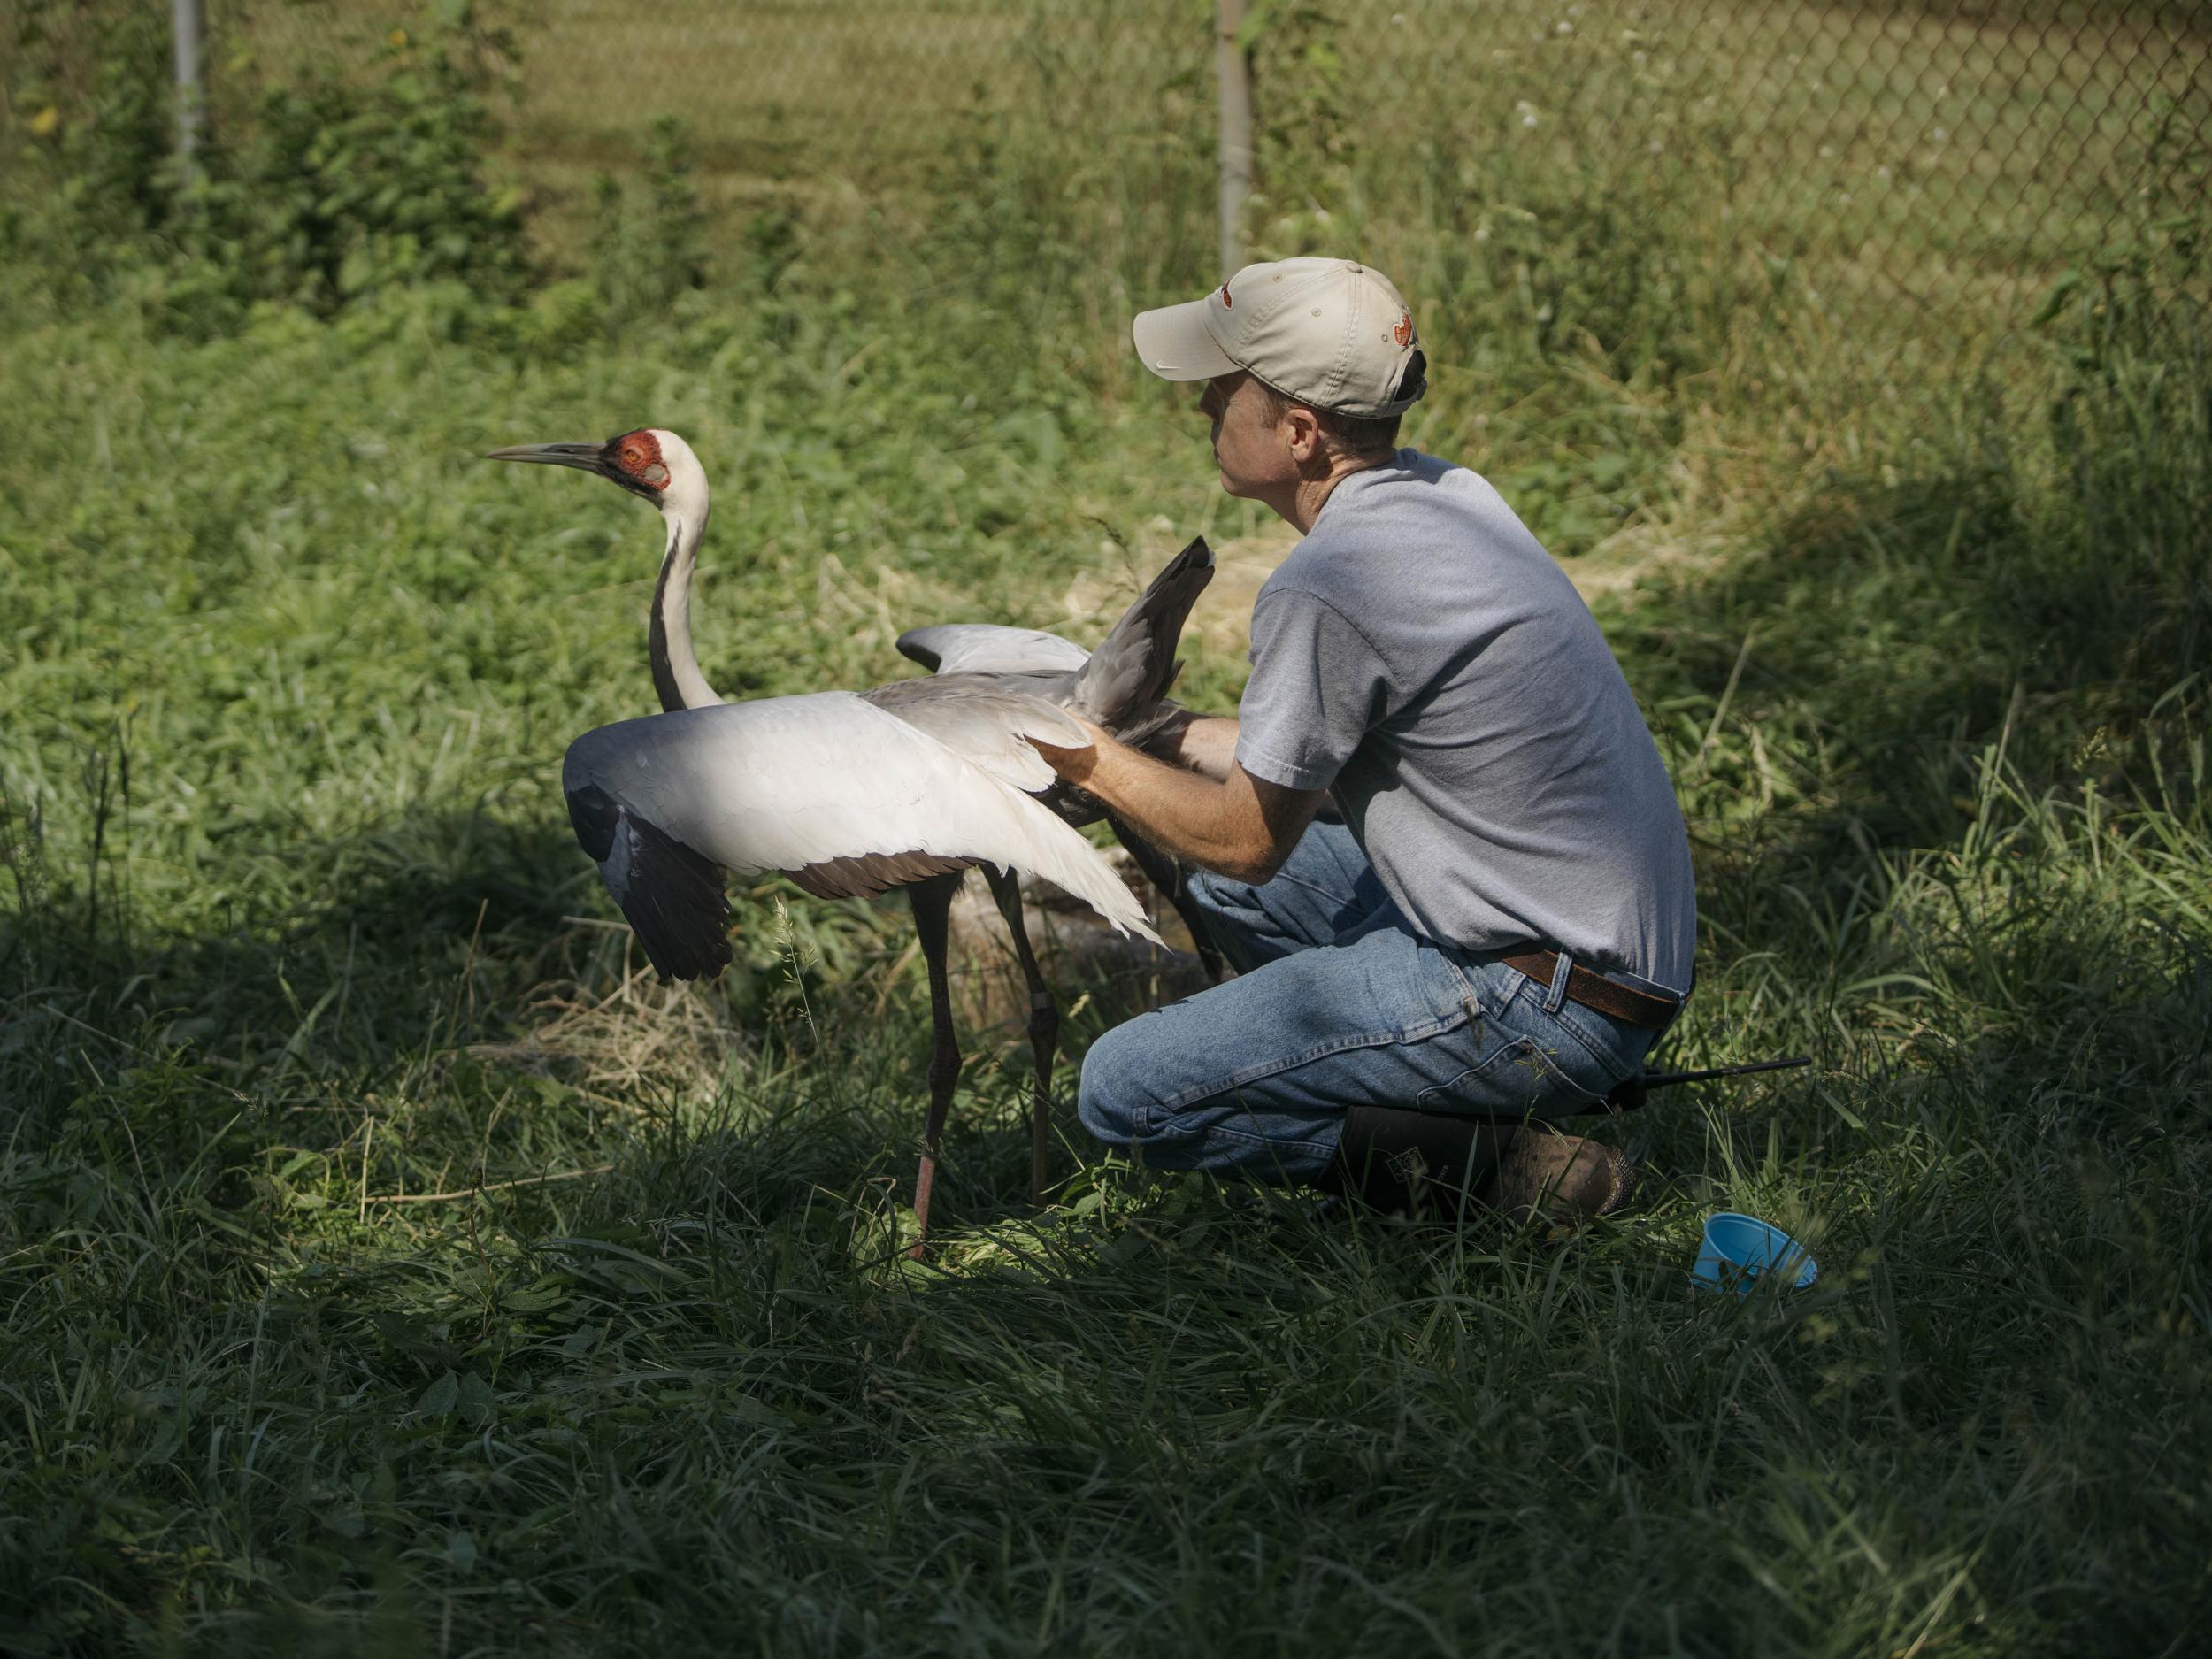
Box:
[1028,719,1325,885]
[1031,716,1107,788]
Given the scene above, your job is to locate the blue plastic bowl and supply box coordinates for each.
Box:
[1693,1212,1818,1297]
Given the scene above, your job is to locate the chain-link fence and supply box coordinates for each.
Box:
[96,1,2212,352]
[1347,1,2208,324]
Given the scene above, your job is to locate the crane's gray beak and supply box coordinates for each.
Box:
[485,441,611,476]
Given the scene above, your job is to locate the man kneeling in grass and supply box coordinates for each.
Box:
[1033,258,1695,1220]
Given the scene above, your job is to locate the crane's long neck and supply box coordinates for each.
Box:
[649,505,722,713]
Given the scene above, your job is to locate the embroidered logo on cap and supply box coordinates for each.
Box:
[1393,311,1414,348]
[1219,282,1233,310]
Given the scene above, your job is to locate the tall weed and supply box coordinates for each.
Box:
[587,114,711,326]
[2,0,177,303]
[3,1,532,329]
[2033,227,2211,685]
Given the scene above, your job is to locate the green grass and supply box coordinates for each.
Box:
[4,277,2208,1654]
[4,4,2212,1654]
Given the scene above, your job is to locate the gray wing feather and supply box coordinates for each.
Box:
[862,676,1087,792]
[1068,537,1213,732]
[896,624,1090,676]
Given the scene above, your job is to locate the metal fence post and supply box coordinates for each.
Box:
[173,0,206,178]
[1216,0,1252,277]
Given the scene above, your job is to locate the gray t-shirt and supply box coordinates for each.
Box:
[1235,450,1696,992]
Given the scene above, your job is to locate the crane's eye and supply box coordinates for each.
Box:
[613,433,669,488]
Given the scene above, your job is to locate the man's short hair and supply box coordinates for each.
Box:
[1253,357,1422,457]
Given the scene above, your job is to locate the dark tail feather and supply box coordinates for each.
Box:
[1069,536,1213,732]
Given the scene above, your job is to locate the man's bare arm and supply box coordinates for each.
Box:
[1037,722,1325,884]
[1141,712,1240,781]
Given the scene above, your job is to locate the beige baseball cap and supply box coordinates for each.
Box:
[1132,257,1427,419]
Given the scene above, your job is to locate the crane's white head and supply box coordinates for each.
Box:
[488,426,709,524]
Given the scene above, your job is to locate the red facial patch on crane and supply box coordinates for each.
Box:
[1393,311,1414,349]
[615,428,671,490]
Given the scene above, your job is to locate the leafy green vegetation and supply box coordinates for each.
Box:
[3,3,2208,1654]
[5,1,532,329]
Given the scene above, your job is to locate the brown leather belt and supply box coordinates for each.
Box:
[1502,949,1681,1031]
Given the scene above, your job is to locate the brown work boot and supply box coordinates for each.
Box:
[1482,1127,1636,1225]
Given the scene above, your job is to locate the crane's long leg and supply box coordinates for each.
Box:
[1109,818,1225,983]
[983,865,1059,1207]
[906,872,964,1260]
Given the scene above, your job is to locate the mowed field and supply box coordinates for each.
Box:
[4,2,2211,1654]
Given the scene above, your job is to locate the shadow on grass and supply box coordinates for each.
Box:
[0,787,1164,1260]
[1631,283,2208,872]
[7,525,2212,1659]
[4,806,589,1103]
[1640,465,2199,840]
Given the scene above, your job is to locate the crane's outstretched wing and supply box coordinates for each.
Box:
[564,781,735,980]
[563,690,1158,979]
[895,625,1090,677]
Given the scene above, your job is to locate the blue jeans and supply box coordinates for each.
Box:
[1077,823,1663,1183]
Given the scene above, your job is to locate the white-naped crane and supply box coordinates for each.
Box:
[490,426,1212,1253]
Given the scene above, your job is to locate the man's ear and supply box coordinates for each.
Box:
[1283,403,1325,463]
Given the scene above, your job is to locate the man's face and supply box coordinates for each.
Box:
[1199,372,1297,502]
